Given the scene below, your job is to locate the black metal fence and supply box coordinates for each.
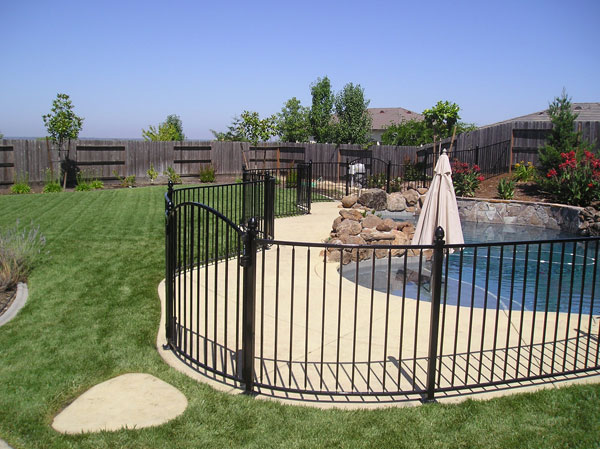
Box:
[164,182,600,401]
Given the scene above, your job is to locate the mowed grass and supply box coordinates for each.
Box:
[0,186,599,449]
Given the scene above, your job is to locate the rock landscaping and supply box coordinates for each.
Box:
[322,187,428,264]
[579,201,600,236]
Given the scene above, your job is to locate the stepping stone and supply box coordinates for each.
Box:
[52,373,187,434]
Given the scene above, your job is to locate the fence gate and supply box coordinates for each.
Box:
[165,200,248,384]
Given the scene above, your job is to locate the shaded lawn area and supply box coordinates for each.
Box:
[0,186,599,449]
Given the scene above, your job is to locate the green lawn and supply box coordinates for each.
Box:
[0,186,599,449]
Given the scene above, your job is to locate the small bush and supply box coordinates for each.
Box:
[112,170,136,188]
[403,158,427,182]
[147,163,159,183]
[451,160,484,197]
[542,150,600,206]
[512,161,535,182]
[497,178,515,200]
[0,220,46,293]
[75,171,92,191]
[10,172,31,194]
[163,166,181,184]
[90,179,104,190]
[199,165,216,183]
[42,168,62,193]
[367,173,387,189]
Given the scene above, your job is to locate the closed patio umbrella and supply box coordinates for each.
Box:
[411,149,464,246]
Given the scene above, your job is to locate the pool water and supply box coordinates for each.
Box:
[341,222,600,315]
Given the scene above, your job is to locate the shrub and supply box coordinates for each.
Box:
[512,161,536,182]
[42,168,62,193]
[451,160,484,197]
[367,173,386,189]
[147,163,159,183]
[112,170,136,188]
[497,178,515,200]
[0,221,46,293]
[542,150,600,206]
[199,165,216,183]
[403,158,427,182]
[10,172,31,194]
[75,171,92,191]
[90,179,104,190]
[163,166,181,184]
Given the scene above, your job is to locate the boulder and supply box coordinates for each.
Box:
[341,194,358,208]
[387,192,407,212]
[362,215,382,229]
[417,187,428,195]
[361,230,395,242]
[358,189,388,211]
[332,216,343,231]
[336,219,362,236]
[376,219,395,232]
[403,189,420,206]
[339,208,363,221]
[339,234,366,245]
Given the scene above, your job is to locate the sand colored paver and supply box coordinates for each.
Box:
[52,373,187,434]
[157,201,600,408]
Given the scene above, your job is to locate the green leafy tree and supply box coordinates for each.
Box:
[276,97,310,143]
[42,93,84,153]
[210,116,247,141]
[308,76,335,143]
[0,131,3,139]
[142,114,185,141]
[381,120,432,146]
[237,110,277,146]
[333,83,372,145]
[42,93,84,188]
[422,100,461,142]
[538,89,581,173]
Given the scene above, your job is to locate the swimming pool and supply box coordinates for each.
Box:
[341,221,600,315]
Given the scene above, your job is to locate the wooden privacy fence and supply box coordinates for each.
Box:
[1,120,598,185]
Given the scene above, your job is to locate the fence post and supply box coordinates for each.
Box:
[425,226,445,402]
[307,160,312,213]
[241,217,258,393]
[164,190,175,347]
[345,161,349,196]
[264,172,275,239]
[386,161,391,192]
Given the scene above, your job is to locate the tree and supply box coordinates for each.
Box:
[0,131,3,139]
[237,110,277,146]
[538,89,581,173]
[333,83,372,145]
[308,76,335,143]
[210,116,247,142]
[276,97,310,143]
[142,114,185,141]
[42,93,84,188]
[381,119,432,146]
[422,100,461,142]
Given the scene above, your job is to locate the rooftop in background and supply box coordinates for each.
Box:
[368,107,424,130]
[489,102,600,126]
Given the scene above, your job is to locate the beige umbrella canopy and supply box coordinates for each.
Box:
[411,149,464,246]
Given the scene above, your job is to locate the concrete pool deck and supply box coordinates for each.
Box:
[157,201,600,409]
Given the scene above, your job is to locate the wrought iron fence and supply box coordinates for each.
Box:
[164,182,600,401]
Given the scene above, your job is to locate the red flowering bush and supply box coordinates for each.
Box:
[543,150,600,206]
[451,160,484,197]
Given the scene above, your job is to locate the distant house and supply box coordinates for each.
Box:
[368,107,424,143]
[488,102,600,125]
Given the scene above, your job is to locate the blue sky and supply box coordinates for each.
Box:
[1,0,599,139]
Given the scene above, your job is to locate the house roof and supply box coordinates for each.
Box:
[368,107,424,130]
[489,102,600,126]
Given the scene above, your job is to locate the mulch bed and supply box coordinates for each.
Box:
[477,173,554,203]
[0,288,17,318]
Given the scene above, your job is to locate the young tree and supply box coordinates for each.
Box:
[333,82,372,145]
[142,114,185,141]
[538,89,581,173]
[308,76,335,143]
[211,116,245,141]
[381,120,432,146]
[237,110,277,146]
[42,93,84,188]
[276,97,310,143]
[422,100,461,142]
